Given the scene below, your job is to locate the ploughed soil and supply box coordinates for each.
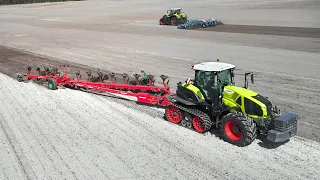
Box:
[190,24,320,38]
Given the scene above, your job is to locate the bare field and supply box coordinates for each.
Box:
[0,0,320,179]
[1,72,320,180]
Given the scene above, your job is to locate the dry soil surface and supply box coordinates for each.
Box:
[0,0,320,179]
[1,73,320,180]
[0,0,319,141]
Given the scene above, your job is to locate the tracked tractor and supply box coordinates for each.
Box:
[165,58,297,146]
[159,8,187,26]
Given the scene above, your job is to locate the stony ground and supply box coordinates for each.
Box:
[0,0,320,179]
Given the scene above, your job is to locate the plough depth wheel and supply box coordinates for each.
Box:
[48,78,58,90]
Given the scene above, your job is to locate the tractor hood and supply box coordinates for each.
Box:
[223,85,258,98]
[222,85,273,117]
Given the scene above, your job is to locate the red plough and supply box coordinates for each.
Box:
[15,65,174,107]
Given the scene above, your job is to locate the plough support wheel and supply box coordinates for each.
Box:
[48,78,58,90]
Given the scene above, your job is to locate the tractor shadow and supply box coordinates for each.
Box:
[256,134,290,149]
[160,114,290,149]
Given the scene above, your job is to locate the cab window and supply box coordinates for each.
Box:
[217,70,232,86]
[195,70,214,99]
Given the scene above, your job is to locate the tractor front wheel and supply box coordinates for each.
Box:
[219,112,257,146]
[165,105,182,124]
[159,18,165,25]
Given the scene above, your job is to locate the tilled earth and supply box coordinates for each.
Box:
[0,0,320,179]
[1,72,320,180]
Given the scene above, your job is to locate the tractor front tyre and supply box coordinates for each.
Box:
[219,112,257,147]
[165,105,183,124]
[170,17,177,25]
[48,78,58,90]
[159,18,165,25]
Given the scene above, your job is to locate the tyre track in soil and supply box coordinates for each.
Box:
[54,89,220,179]
[0,79,126,179]
[15,81,201,179]
[13,86,88,179]
[1,73,320,179]
[94,92,319,179]
[0,82,76,179]
[7,96,63,179]
[45,82,320,179]
[84,95,221,179]
[42,90,141,179]
[18,84,122,179]
[0,113,28,180]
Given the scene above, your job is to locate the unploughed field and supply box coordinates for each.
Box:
[0,0,320,179]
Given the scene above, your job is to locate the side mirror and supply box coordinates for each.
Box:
[251,74,254,83]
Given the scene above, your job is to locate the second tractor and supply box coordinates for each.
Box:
[159,8,187,26]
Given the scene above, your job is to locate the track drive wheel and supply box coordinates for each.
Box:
[219,112,257,147]
[170,17,177,25]
[159,18,165,25]
[165,105,182,124]
[48,78,58,90]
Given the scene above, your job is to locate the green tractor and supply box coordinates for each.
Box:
[165,58,297,146]
[159,8,187,26]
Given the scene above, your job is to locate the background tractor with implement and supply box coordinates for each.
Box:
[165,58,298,146]
[15,59,297,147]
[159,8,187,26]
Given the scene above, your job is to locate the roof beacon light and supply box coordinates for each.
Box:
[217,57,220,62]
[191,64,194,69]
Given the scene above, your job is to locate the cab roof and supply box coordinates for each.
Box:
[170,8,181,10]
[193,62,235,72]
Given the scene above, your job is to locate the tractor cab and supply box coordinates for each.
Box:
[167,8,182,15]
[192,60,235,102]
[174,58,235,108]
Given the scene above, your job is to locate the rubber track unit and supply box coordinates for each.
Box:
[170,102,212,133]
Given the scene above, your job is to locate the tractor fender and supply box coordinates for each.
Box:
[215,106,241,128]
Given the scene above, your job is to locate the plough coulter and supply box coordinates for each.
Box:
[15,65,173,107]
[15,59,298,147]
